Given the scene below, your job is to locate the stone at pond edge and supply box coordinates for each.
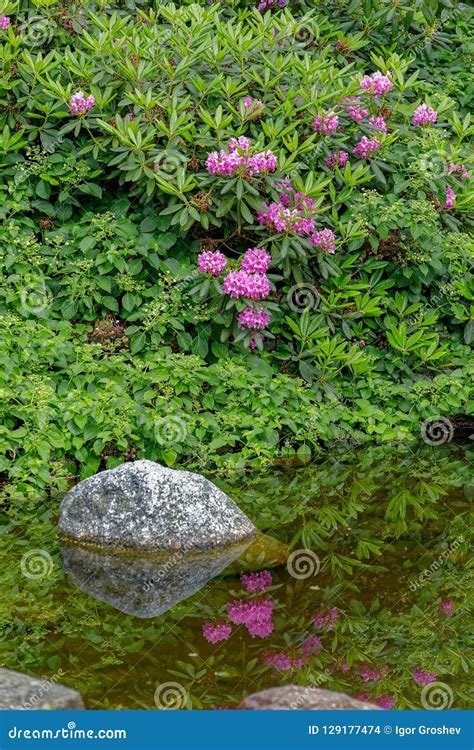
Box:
[226,532,289,574]
[0,669,84,710]
[59,460,256,551]
[239,686,381,710]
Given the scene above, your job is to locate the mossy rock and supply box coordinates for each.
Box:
[225,532,289,574]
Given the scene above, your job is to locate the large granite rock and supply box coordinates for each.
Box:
[59,460,255,551]
[239,686,380,710]
[0,669,84,710]
[60,538,251,618]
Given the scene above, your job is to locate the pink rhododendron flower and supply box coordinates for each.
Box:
[241,247,271,274]
[223,271,271,300]
[368,115,387,132]
[206,137,277,177]
[241,570,273,593]
[198,250,227,276]
[448,163,469,179]
[412,104,437,126]
[413,668,437,686]
[359,70,393,96]
[353,136,380,159]
[301,635,322,657]
[347,104,368,122]
[202,621,232,643]
[435,186,456,211]
[310,228,336,253]
[325,151,349,168]
[69,91,95,116]
[277,181,315,212]
[0,14,10,31]
[258,202,315,236]
[312,112,339,135]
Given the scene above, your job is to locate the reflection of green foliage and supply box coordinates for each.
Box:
[0,448,471,709]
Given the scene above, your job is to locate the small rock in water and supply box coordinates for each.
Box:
[239,686,380,710]
[0,668,84,710]
[58,460,256,551]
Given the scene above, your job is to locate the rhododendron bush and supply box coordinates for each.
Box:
[0,0,472,480]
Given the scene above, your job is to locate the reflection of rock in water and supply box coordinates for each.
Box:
[60,539,251,618]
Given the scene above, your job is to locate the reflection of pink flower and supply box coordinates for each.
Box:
[262,651,292,670]
[413,668,437,686]
[227,598,274,638]
[438,599,453,617]
[376,695,396,709]
[313,607,339,631]
[360,664,388,682]
[202,621,232,643]
[241,570,272,593]
[301,635,322,657]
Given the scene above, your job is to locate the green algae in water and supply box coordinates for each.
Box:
[0,446,472,710]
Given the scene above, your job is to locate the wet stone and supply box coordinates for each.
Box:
[58,460,256,552]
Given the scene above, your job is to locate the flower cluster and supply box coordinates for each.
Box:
[241,570,272,593]
[368,115,388,133]
[238,307,272,349]
[412,103,437,126]
[223,270,271,300]
[227,598,274,638]
[206,137,277,177]
[0,14,10,30]
[355,692,396,709]
[263,634,322,672]
[197,250,227,276]
[325,150,349,168]
[277,180,315,212]
[438,599,454,617]
[258,202,315,235]
[344,98,368,123]
[310,228,336,253]
[241,247,271,273]
[312,112,339,135]
[69,91,95,116]
[359,70,393,96]
[448,163,469,180]
[435,186,456,211]
[202,621,232,644]
[353,136,380,159]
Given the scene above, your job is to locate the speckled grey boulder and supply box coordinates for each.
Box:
[0,669,84,710]
[58,460,256,551]
[239,686,380,710]
[60,538,251,618]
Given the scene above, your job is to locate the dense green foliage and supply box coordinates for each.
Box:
[0,1,472,495]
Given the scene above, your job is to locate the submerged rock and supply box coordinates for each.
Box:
[226,532,289,574]
[60,538,251,618]
[239,686,380,710]
[58,460,256,551]
[0,668,84,710]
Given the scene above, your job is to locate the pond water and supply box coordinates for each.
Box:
[1,445,471,710]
